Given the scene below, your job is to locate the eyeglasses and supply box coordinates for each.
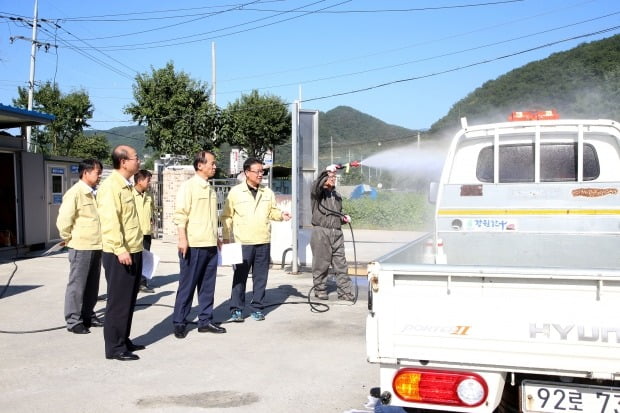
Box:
[126,156,140,161]
[248,170,264,175]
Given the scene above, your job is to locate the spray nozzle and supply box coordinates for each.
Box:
[333,161,362,173]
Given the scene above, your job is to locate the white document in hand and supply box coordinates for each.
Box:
[42,241,66,256]
[219,243,243,266]
[142,249,160,280]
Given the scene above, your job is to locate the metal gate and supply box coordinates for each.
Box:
[150,175,237,239]
[150,177,164,239]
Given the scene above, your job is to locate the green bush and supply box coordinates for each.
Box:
[342,191,434,231]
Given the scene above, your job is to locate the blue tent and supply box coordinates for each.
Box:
[349,184,377,200]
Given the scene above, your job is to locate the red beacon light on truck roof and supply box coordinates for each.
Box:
[508,109,559,121]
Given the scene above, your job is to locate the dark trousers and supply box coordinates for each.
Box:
[142,235,152,251]
[173,246,218,327]
[140,235,152,287]
[102,251,142,357]
[230,243,271,312]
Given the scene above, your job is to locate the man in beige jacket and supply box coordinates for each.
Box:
[56,159,103,334]
[172,150,226,339]
[133,169,155,293]
[97,145,144,361]
[221,157,290,322]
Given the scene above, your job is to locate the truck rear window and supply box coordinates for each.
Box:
[476,143,599,182]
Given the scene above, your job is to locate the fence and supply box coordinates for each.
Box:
[150,173,238,239]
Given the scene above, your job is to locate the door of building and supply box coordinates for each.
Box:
[0,152,17,246]
[47,164,68,241]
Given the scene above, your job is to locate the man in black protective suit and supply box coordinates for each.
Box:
[310,165,354,301]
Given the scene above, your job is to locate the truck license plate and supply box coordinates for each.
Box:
[521,380,620,413]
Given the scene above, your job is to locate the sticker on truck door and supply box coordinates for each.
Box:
[463,218,518,231]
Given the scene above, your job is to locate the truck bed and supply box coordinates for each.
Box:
[367,237,620,380]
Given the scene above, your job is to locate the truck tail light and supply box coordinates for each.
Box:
[392,368,488,407]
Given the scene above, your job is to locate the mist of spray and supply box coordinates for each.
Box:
[355,143,448,231]
[361,143,447,180]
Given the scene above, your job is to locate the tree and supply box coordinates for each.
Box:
[13,82,103,157]
[69,134,111,162]
[221,90,291,160]
[124,62,221,156]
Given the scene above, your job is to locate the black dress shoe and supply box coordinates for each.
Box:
[68,324,90,334]
[174,324,187,339]
[88,316,104,327]
[198,322,226,334]
[106,351,139,361]
[127,343,146,351]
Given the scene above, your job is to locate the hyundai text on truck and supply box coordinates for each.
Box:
[366,111,620,413]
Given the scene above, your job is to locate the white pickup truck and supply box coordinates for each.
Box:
[366,111,620,413]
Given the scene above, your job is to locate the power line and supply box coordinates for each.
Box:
[57,0,264,42]
[32,21,136,79]
[63,0,348,50]
[48,22,138,75]
[301,26,620,104]
[56,0,528,50]
[231,0,525,13]
[5,15,136,81]
[48,0,524,22]
[52,1,284,21]
[216,12,619,96]
[215,0,604,84]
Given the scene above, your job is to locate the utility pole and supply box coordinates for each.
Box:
[330,136,333,164]
[27,0,39,152]
[9,0,57,152]
[211,41,218,144]
[211,42,216,105]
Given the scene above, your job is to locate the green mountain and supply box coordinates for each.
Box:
[431,34,620,133]
[274,106,417,166]
[86,124,148,156]
[319,106,418,163]
[273,106,418,168]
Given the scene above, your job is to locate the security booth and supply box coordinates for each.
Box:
[44,157,81,242]
[0,104,54,251]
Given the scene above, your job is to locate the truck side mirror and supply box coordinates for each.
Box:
[428,181,438,204]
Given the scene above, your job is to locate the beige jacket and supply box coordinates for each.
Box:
[172,174,218,247]
[133,188,154,236]
[221,182,284,245]
[97,170,143,255]
[56,180,102,250]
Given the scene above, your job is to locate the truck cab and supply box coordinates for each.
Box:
[435,111,620,269]
[366,111,620,413]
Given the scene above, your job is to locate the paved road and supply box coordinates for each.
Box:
[0,231,421,413]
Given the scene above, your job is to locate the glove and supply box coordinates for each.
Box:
[342,214,351,224]
[325,164,338,173]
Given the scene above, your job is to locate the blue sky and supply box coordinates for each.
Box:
[1,0,618,132]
